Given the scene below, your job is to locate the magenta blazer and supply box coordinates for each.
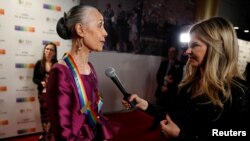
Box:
[47,63,119,141]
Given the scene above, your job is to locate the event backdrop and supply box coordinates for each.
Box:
[0,0,79,139]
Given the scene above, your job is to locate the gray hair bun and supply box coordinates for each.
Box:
[56,15,71,40]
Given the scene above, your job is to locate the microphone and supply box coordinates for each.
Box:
[105,67,136,107]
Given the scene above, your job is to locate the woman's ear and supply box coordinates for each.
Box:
[75,23,86,38]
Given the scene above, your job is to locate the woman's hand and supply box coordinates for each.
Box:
[41,81,46,88]
[161,85,168,92]
[121,94,148,110]
[160,114,180,138]
[165,75,173,84]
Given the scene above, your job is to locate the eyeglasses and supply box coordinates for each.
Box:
[45,48,55,52]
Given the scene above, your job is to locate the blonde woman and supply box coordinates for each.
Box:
[123,17,249,140]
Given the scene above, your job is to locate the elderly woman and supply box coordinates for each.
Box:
[47,5,119,141]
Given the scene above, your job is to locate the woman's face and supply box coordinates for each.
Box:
[83,10,107,51]
[186,32,207,68]
[44,44,56,61]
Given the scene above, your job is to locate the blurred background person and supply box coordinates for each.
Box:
[103,3,115,51]
[128,8,139,53]
[33,42,58,141]
[47,5,119,141]
[155,46,183,107]
[115,3,128,52]
[151,46,183,129]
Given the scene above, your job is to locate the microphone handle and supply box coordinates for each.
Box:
[122,92,137,108]
[110,77,136,107]
[110,77,129,97]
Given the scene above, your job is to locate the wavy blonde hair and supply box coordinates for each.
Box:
[179,17,244,109]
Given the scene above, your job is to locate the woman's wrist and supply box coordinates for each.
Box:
[141,100,149,111]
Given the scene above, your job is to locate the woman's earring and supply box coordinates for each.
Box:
[78,46,82,51]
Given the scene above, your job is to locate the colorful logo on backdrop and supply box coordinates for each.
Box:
[15,51,35,57]
[0,49,6,55]
[16,97,35,103]
[15,63,35,68]
[42,40,60,46]
[0,86,7,92]
[20,108,33,114]
[19,75,32,81]
[17,118,35,124]
[0,120,8,126]
[14,13,35,21]
[18,0,32,7]
[0,9,4,15]
[15,25,35,32]
[46,16,58,24]
[17,128,36,134]
[18,38,32,45]
[43,3,61,11]
[16,86,35,92]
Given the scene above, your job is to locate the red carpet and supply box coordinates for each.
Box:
[106,109,166,141]
[4,110,166,141]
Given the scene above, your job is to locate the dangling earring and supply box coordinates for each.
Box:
[78,46,82,52]
[76,39,83,53]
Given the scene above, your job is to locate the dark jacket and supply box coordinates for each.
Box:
[33,60,57,93]
[155,60,183,96]
[155,60,183,107]
[147,78,249,140]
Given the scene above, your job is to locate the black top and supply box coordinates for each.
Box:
[155,60,183,108]
[146,78,249,140]
[33,60,57,93]
[155,60,184,96]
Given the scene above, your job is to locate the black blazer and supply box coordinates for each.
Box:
[33,60,57,93]
[155,60,184,97]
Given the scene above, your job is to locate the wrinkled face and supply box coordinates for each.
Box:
[186,32,207,68]
[83,10,107,51]
[44,44,56,60]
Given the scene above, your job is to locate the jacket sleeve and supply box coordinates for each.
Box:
[145,102,168,121]
[33,60,42,85]
[156,61,167,86]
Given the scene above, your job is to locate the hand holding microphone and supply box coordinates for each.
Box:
[122,94,149,110]
[105,67,137,108]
